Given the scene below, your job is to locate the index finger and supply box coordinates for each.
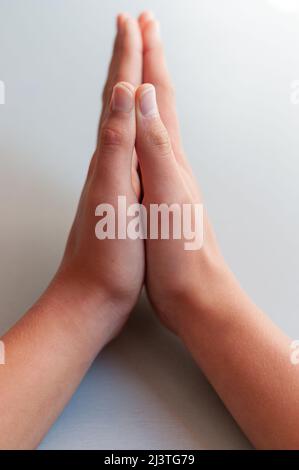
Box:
[138,14,185,164]
[100,15,143,129]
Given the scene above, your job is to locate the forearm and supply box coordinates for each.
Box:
[179,263,298,450]
[0,273,119,449]
[0,16,144,449]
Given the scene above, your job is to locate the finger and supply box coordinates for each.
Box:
[117,12,128,30]
[131,149,141,197]
[140,19,186,165]
[138,11,154,31]
[101,16,142,127]
[117,17,142,85]
[96,82,136,187]
[100,15,126,118]
[135,83,181,193]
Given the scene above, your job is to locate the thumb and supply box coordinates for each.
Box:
[95,81,136,187]
[135,84,178,191]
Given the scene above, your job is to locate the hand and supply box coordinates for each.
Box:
[136,14,226,334]
[0,16,147,450]
[1,12,298,451]
[136,15,299,451]
[52,15,144,343]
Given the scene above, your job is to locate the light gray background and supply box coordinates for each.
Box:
[0,0,299,450]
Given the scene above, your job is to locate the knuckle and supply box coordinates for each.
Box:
[100,125,127,151]
[147,122,171,156]
[117,40,131,57]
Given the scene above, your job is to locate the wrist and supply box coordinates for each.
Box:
[175,257,243,342]
[37,267,129,349]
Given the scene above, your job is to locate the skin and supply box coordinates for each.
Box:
[0,15,144,449]
[136,14,299,450]
[0,11,298,450]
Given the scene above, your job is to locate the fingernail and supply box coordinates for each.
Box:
[139,85,158,117]
[111,83,134,113]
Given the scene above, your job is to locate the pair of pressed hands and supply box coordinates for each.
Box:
[58,11,218,339]
[1,12,299,450]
